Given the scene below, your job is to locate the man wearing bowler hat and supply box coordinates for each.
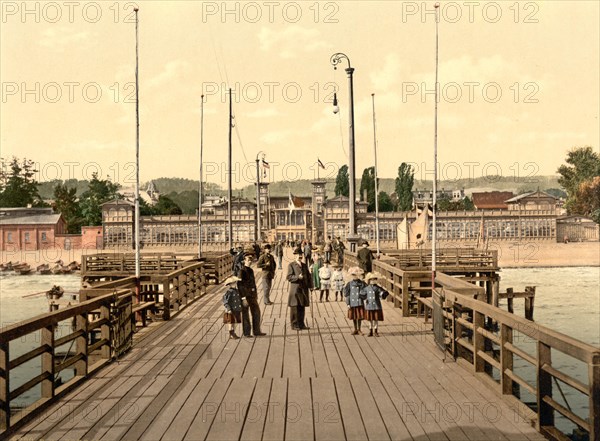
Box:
[286,248,312,330]
[357,240,374,274]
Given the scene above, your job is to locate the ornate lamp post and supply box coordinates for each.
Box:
[330,52,359,252]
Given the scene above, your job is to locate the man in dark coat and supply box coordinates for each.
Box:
[257,244,276,305]
[286,248,312,330]
[357,241,373,274]
[231,244,245,276]
[238,253,266,337]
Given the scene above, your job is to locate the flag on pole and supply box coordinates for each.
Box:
[317,158,325,169]
[288,190,295,214]
[262,159,270,169]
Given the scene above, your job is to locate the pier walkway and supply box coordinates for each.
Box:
[10,255,546,441]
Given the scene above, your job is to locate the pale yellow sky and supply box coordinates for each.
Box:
[1,1,598,190]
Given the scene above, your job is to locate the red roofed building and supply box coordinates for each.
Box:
[471,192,514,210]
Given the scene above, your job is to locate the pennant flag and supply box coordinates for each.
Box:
[317,158,325,169]
[262,159,270,169]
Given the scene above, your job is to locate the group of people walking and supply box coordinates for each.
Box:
[222,239,386,339]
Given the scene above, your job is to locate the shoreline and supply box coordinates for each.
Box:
[1,241,598,270]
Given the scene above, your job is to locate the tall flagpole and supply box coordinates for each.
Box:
[228,89,233,250]
[198,95,204,258]
[133,6,140,289]
[432,3,439,285]
[371,93,380,257]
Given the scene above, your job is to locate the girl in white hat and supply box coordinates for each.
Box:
[344,266,367,335]
[332,264,345,301]
[222,275,243,339]
[362,272,389,337]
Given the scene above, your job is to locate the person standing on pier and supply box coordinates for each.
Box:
[334,237,345,265]
[324,236,333,263]
[222,276,242,339]
[238,252,267,337]
[362,272,389,337]
[274,240,284,270]
[287,248,312,330]
[357,241,373,273]
[257,244,276,306]
[231,244,245,276]
[318,260,332,302]
[345,267,367,335]
[332,264,345,301]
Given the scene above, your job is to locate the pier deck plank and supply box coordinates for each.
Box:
[10,250,546,441]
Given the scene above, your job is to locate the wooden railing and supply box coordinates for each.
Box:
[381,247,498,269]
[81,253,181,276]
[444,289,600,441]
[0,289,135,435]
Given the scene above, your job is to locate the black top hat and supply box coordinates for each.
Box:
[263,244,272,249]
[362,241,370,246]
[293,248,303,255]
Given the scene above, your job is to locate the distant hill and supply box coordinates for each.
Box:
[37,175,562,211]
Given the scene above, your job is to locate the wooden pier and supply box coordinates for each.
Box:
[1,249,598,440]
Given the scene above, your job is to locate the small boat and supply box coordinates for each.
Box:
[50,264,64,275]
[37,263,52,275]
[12,262,29,272]
[67,261,80,272]
[46,285,65,300]
[17,264,33,275]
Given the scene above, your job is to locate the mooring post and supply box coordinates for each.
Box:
[507,287,514,314]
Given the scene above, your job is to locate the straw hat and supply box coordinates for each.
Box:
[347,266,364,276]
[365,272,384,282]
[223,275,241,285]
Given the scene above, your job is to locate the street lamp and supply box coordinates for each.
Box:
[330,52,359,252]
[255,151,266,242]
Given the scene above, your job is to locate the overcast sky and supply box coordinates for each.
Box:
[1,1,598,190]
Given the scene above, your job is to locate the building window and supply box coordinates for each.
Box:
[7,232,13,243]
[41,232,47,241]
[24,232,30,243]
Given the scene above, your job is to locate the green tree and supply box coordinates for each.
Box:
[437,193,452,211]
[79,173,121,226]
[53,183,83,233]
[334,165,349,197]
[557,146,600,213]
[0,157,43,207]
[395,163,414,211]
[571,176,600,220]
[359,166,376,212]
[154,195,183,215]
[378,191,394,212]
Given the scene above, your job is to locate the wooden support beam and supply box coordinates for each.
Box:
[537,341,554,430]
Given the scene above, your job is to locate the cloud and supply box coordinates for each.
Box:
[370,53,403,91]
[246,108,281,118]
[147,60,191,88]
[39,27,90,52]
[260,130,295,144]
[258,26,328,58]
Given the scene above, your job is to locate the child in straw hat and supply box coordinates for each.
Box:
[344,266,367,335]
[332,264,345,301]
[222,275,243,339]
[362,272,389,337]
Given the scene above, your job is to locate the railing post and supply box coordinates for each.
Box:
[0,341,9,431]
[500,323,514,395]
[75,313,88,377]
[589,352,600,441]
[473,311,485,373]
[41,325,55,399]
[537,341,554,430]
[401,275,409,316]
[163,277,171,320]
[506,287,514,314]
[100,304,111,360]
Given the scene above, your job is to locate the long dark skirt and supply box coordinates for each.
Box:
[223,311,242,324]
[365,309,384,321]
[347,305,365,320]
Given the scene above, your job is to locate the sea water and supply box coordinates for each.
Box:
[0,268,598,433]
